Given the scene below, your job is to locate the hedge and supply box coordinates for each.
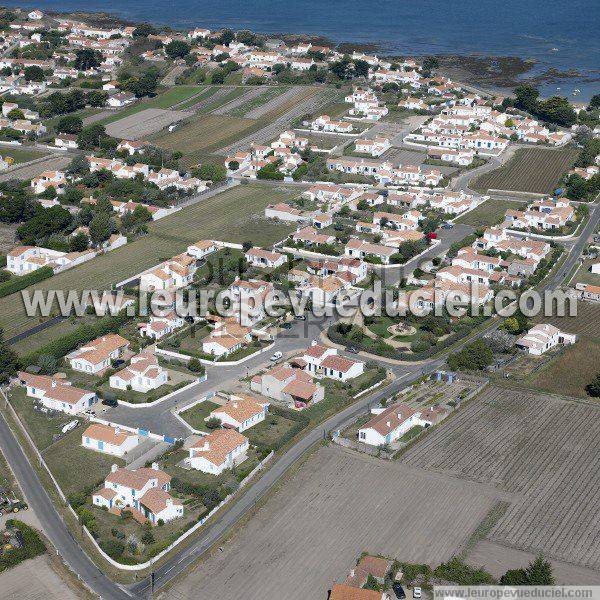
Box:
[20,312,131,366]
[253,405,309,452]
[0,519,46,573]
[0,265,53,298]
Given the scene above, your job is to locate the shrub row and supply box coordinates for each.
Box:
[20,312,130,366]
[0,265,53,298]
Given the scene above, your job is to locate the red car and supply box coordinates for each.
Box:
[426,232,438,240]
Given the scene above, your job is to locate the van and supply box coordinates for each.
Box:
[61,420,79,434]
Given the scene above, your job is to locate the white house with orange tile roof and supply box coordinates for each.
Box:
[82,423,139,457]
[207,394,269,432]
[93,463,183,525]
[516,323,577,356]
[187,429,249,475]
[358,402,426,446]
[109,352,168,392]
[186,239,217,260]
[30,170,66,194]
[301,342,364,381]
[139,253,198,292]
[202,319,252,358]
[68,334,129,374]
[311,115,353,134]
[18,371,97,414]
[138,311,185,340]
[245,247,287,269]
[355,136,391,157]
[264,202,306,223]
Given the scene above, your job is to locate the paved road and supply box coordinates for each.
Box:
[0,408,132,600]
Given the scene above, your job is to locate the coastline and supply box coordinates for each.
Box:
[10,6,600,99]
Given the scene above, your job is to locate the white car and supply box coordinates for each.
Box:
[270,351,283,362]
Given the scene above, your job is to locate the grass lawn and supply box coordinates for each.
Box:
[176,86,220,110]
[88,499,202,563]
[304,367,388,427]
[572,258,600,287]
[473,146,579,194]
[42,428,124,498]
[97,381,183,404]
[1,184,296,341]
[0,446,20,500]
[97,86,205,125]
[8,388,72,451]
[10,315,100,355]
[246,412,304,449]
[1,147,48,164]
[455,199,527,227]
[527,337,600,399]
[178,400,220,432]
[159,445,261,489]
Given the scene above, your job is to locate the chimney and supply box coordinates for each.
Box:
[115,426,121,436]
[51,379,57,388]
[232,402,238,409]
[111,464,118,473]
[349,569,355,578]
[203,441,210,451]
[386,421,391,428]
[151,462,159,470]
[166,498,172,506]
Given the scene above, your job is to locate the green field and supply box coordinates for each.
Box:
[176,86,220,110]
[473,147,579,194]
[455,199,527,227]
[179,400,220,432]
[1,184,296,341]
[0,147,48,164]
[197,87,248,113]
[97,86,205,125]
[227,87,287,118]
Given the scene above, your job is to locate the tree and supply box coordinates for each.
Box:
[16,205,73,245]
[524,555,554,585]
[7,108,24,120]
[205,417,222,429]
[329,55,352,80]
[69,231,90,252]
[194,162,226,182]
[210,69,226,84]
[89,212,113,245]
[499,568,529,585]
[514,85,540,113]
[447,340,494,372]
[586,373,600,398]
[589,94,600,110]
[353,59,369,78]
[74,48,101,71]
[77,123,108,150]
[165,40,190,59]
[218,29,234,45]
[23,65,44,81]
[0,328,18,384]
[56,114,83,134]
[86,90,108,107]
[37,354,58,375]
[66,154,90,176]
[132,23,157,38]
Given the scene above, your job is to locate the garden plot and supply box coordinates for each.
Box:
[105,108,193,140]
[244,86,305,119]
[402,384,600,570]
[212,86,266,116]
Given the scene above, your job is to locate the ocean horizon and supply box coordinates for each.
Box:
[4,0,599,100]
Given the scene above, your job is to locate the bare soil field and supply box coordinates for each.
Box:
[104,107,193,140]
[161,446,504,600]
[472,146,579,194]
[402,385,600,570]
[0,555,83,600]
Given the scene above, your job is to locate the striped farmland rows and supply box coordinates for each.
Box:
[401,385,600,569]
[533,302,600,340]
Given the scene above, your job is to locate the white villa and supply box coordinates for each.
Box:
[82,423,139,457]
[516,324,577,355]
[187,429,250,475]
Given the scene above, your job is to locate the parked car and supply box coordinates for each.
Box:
[392,582,406,599]
[426,232,438,240]
[346,346,359,354]
[270,351,283,361]
[441,221,454,229]
[295,314,306,320]
[280,322,292,330]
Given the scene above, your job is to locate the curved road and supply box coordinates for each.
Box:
[1,191,597,598]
